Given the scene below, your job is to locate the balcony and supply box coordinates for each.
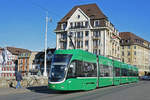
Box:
[59,38,67,42]
[76,37,83,41]
[69,26,89,29]
[92,36,101,40]
[93,45,99,49]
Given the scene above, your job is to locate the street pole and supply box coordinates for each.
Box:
[43,12,48,77]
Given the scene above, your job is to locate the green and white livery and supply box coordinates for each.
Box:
[48,49,138,91]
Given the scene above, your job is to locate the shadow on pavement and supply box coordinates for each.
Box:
[26,86,82,94]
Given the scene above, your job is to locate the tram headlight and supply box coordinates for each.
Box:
[61,86,64,88]
[52,85,55,88]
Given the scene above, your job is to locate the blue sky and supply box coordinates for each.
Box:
[0,0,150,51]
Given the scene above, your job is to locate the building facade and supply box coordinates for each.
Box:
[0,47,18,77]
[18,52,31,76]
[55,4,120,60]
[32,48,55,75]
[120,32,150,76]
[28,51,38,73]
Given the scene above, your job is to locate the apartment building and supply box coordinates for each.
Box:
[18,52,31,76]
[120,32,150,76]
[55,3,120,60]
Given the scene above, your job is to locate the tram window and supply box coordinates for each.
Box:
[100,65,113,77]
[83,62,97,77]
[136,71,138,76]
[67,60,83,77]
[76,60,84,77]
[67,61,76,78]
[115,68,120,76]
[104,65,110,77]
[121,68,128,76]
[133,71,136,77]
[68,60,97,77]
[100,64,104,77]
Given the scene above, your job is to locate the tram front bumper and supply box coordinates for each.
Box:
[48,83,68,91]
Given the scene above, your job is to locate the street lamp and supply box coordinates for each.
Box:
[43,12,51,77]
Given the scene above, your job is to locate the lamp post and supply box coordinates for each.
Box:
[43,12,48,77]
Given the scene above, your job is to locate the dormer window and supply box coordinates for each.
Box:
[61,23,66,30]
[94,20,100,27]
[77,15,80,19]
[85,21,89,28]
[70,22,73,28]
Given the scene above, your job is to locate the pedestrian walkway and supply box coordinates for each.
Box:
[0,87,31,96]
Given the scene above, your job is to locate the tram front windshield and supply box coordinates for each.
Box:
[49,54,72,82]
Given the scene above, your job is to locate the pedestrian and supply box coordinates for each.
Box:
[15,71,23,89]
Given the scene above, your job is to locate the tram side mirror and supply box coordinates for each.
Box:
[70,64,74,68]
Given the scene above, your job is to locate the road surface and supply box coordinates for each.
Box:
[0,81,149,100]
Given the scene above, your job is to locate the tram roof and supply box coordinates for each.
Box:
[54,49,97,63]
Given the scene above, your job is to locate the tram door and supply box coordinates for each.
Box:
[113,61,121,85]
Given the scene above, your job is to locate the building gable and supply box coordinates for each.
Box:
[66,8,90,30]
[68,8,89,22]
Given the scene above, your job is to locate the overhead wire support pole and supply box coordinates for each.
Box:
[68,34,75,49]
[43,11,48,77]
[29,1,54,77]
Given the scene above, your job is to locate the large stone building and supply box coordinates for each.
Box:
[55,3,121,60]
[119,32,150,76]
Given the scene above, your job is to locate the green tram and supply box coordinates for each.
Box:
[48,49,138,91]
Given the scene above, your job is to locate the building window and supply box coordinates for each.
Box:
[70,22,73,28]
[61,33,67,39]
[77,22,80,28]
[93,49,98,55]
[77,41,80,48]
[20,59,23,64]
[128,51,130,56]
[77,32,83,38]
[77,15,80,19]
[85,31,89,37]
[85,21,89,28]
[94,20,100,27]
[122,46,124,49]
[93,40,99,47]
[93,31,100,37]
[121,40,124,43]
[134,58,136,62]
[126,40,130,43]
[134,45,136,49]
[128,58,130,62]
[61,23,66,30]
[128,46,130,49]
[81,41,83,48]
[134,51,136,55]
[77,32,80,38]
[122,58,124,62]
[99,50,101,55]
[122,51,124,56]
[85,40,89,47]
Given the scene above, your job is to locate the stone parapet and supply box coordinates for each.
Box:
[0,76,48,88]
